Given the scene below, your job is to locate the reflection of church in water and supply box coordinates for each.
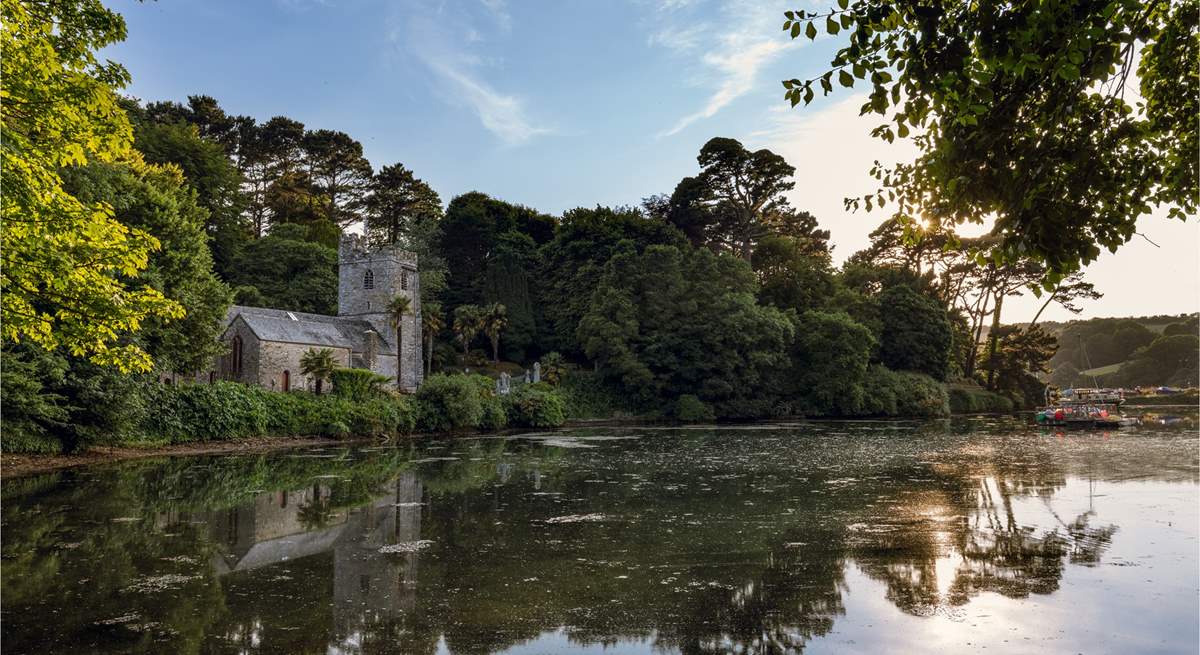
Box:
[185,472,425,641]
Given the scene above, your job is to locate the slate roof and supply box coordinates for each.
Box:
[223,306,394,354]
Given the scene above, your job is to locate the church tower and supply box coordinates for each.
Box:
[338,234,422,391]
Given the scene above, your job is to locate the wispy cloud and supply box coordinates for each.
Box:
[648,1,798,138]
[387,1,550,146]
[660,39,788,137]
[426,60,552,145]
[647,23,708,52]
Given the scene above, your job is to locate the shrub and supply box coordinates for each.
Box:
[674,394,715,422]
[859,366,949,418]
[414,373,506,432]
[504,383,567,428]
[331,368,392,401]
[471,375,509,430]
[297,395,416,438]
[148,382,270,443]
[948,386,1015,413]
[260,390,316,436]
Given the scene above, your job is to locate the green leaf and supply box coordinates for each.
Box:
[791,22,802,38]
[839,70,854,87]
[826,17,840,35]
[805,21,817,39]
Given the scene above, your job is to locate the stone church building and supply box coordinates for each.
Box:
[211,234,423,392]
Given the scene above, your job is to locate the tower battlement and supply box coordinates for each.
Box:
[337,233,418,267]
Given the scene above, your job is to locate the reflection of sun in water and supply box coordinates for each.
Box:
[934,553,958,600]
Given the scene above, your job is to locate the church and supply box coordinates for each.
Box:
[210,234,424,393]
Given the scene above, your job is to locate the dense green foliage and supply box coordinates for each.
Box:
[782,0,1196,278]
[62,161,232,373]
[787,310,875,416]
[414,374,501,433]
[502,383,568,428]
[948,385,1016,414]
[226,223,337,314]
[878,285,952,381]
[859,367,951,418]
[578,244,795,413]
[0,376,421,453]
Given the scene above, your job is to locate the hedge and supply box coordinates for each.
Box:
[132,382,417,445]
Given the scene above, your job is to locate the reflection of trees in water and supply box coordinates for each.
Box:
[853,462,1117,615]
[6,418,1187,654]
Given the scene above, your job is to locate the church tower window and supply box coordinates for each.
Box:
[363,269,375,289]
[400,270,409,291]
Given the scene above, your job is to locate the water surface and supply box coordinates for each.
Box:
[3,413,1198,654]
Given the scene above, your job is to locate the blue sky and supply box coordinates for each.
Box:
[107,0,1197,321]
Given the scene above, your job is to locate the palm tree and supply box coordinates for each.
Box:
[481,303,508,364]
[453,304,484,365]
[388,295,412,387]
[422,301,444,376]
[300,347,337,394]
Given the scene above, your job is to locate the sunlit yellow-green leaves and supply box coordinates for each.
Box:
[1,0,182,371]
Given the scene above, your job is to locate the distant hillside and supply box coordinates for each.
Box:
[1036,314,1198,388]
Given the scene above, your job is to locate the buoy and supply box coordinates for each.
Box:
[1100,409,1109,418]
[1054,409,1064,421]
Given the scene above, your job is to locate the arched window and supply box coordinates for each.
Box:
[231,335,243,376]
[363,269,375,289]
[282,370,291,392]
[400,269,409,291]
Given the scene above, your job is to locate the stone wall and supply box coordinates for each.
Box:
[217,317,261,384]
[257,341,351,392]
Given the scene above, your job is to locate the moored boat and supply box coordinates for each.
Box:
[1036,387,1138,429]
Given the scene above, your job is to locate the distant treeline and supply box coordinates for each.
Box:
[1044,314,1198,388]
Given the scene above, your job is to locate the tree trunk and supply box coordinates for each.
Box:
[424,332,433,377]
[315,379,323,395]
[396,324,403,388]
[491,336,500,364]
[1027,288,1059,329]
[964,288,991,378]
[985,293,1004,390]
